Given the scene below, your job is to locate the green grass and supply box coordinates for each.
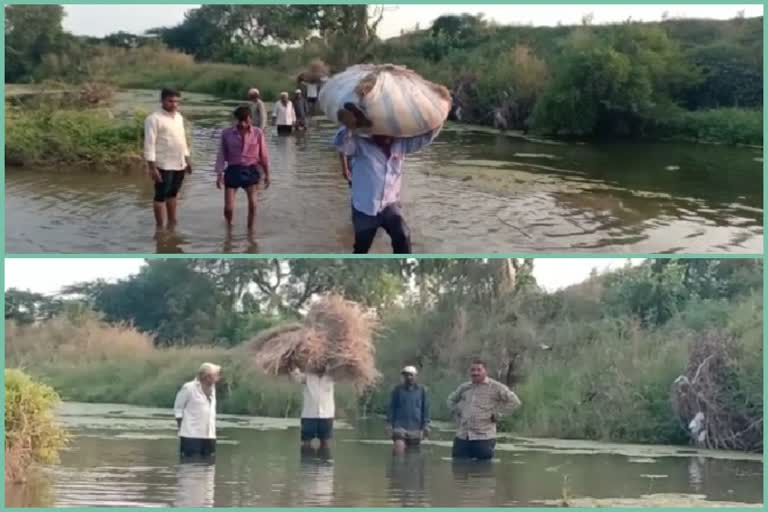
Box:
[650,108,763,145]
[5,106,144,168]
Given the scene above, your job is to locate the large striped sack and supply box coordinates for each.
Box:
[318,64,451,137]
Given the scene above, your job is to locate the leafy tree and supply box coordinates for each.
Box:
[4,289,63,325]
[6,5,67,81]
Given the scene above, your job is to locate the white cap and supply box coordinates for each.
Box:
[248,88,260,96]
[280,91,289,97]
[199,362,221,376]
[401,365,418,376]
[295,89,302,94]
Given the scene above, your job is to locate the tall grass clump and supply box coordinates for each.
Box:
[5,369,68,483]
[4,313,360,418]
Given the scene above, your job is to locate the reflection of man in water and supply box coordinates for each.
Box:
[386,449,427,507]
[290,366,335,452]
[174,363,221,459]
[448,359,521,461]
[298,446,335,506]
[174,462,216,507]
[387,366,430,454]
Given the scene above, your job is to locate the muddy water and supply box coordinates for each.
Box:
[6,402,763,507]
[5,90,763,254]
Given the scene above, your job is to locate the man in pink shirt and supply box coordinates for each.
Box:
[215,106,271,230]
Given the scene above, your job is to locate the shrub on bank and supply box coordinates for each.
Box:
[5,369,68,483]
[649,108,763,145]
[5,107,144,169]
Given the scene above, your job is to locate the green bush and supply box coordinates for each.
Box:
[5,106,144,168]
[5,369,68,483]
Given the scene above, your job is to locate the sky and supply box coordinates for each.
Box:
[61,4,762,39]
[4,258,642,295]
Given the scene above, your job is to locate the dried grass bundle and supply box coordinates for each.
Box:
[247,296,380,390]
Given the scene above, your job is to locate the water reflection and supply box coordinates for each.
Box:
[298,447,335,506]
[174,462,215,507]
[451,459,499,506]
[386,450,427,506]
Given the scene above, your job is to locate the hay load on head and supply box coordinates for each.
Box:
[247,295,380,391]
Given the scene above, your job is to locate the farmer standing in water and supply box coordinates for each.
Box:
[144,88,192,228]
[291,365,335,455]
[214,105,271,231]
[174,363,222,460]
[334,104,440,254]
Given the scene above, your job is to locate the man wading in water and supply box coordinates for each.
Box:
[334,104,440,254]
[174,363,221,460]
[291,366,335,456]
[447,359,521,461]
[247,88,268,131]
[144,88,192,228]
[214,106,271,231]
[272,92,297,136]
[387,366,430,454]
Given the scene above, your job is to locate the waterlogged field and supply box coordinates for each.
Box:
[5,90,763,254]
[6,402,763,507]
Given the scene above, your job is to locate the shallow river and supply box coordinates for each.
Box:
[6,402,763,507]
[5,90,763,254]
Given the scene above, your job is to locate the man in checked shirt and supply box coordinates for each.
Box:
[447,359,522,460]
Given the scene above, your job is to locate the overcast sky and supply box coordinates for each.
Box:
[61,4,762,39]
[5,258,642,295]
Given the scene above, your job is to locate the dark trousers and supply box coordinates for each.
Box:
[451,437,496,460]
[352,203,411,254]
[179,437,216,459]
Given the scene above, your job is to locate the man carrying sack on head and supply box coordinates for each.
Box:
[333,103,440,254]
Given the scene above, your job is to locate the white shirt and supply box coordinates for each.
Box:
[272,101,296,126]
[305,82,319,99]
[174,379,216,439]
[144,110,190,170]
[292,370,335,419]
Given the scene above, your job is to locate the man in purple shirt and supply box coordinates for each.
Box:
[333,105,440,254]
[215,106,271,230]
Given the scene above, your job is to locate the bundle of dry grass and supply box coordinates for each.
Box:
[298,59,330,83]
[671,331,763,452]
[247,296,380,390]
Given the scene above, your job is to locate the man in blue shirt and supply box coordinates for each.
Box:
[333,105,441,254]
[387,366,430,454]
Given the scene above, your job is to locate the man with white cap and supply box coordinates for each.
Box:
[174,362,221,459]
[387,365,430,454]
[247,88,267,131]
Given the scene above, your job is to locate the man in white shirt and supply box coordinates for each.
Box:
[144,88,192,228]
[247,87,268,131]
[272,91,297,136]
[174,362,221,459]
[291,366,335,451]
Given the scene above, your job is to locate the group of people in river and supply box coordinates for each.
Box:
[143,86,441,254]
[173,360,522,463]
